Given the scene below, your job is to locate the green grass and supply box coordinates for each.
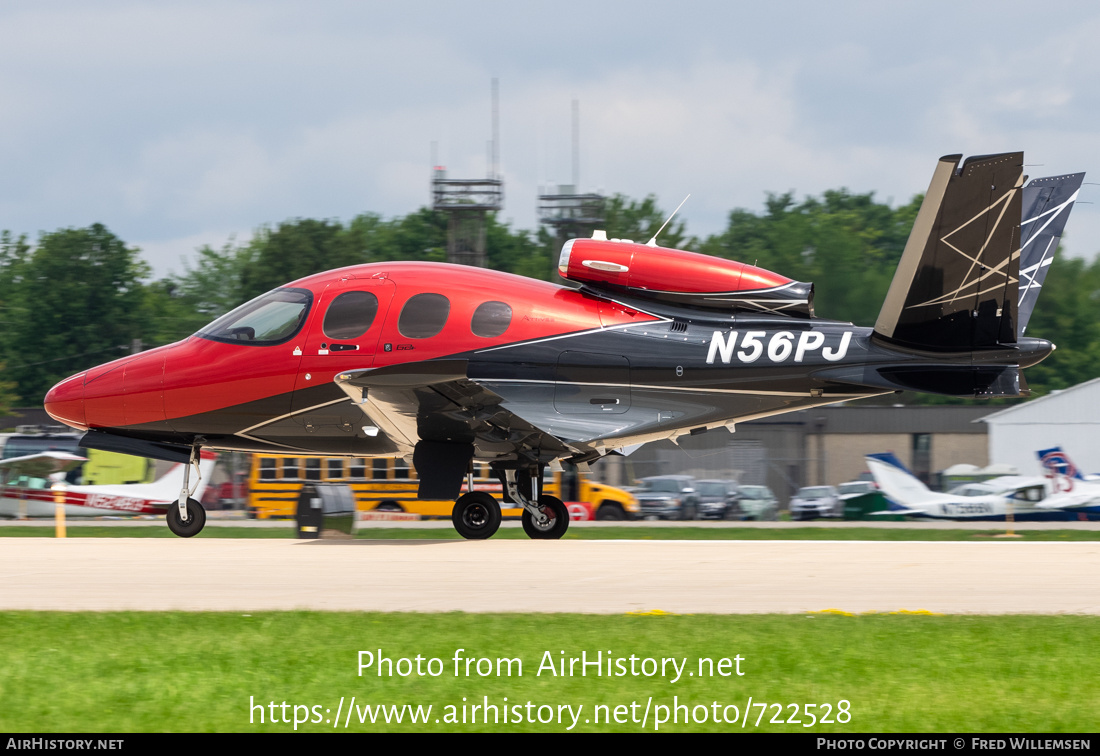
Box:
[2,525,1099,540]
[0,612,1097,732]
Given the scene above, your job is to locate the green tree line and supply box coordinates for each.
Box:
[2,191,1098,410]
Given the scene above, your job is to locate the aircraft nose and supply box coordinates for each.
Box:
[44,371,88,430]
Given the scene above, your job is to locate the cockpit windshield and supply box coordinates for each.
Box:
[197,288,312,346]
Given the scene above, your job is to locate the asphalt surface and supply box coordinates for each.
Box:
[4,517,1100,529]
[2,538,1097,614]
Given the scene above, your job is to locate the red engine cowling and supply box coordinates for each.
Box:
[558,236,814,316]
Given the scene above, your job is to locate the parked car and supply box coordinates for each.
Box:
[635,475,699,520]
[694,479,740,519]
[788,485,842,520]
[732,485,779,520]
[837,480,877,498]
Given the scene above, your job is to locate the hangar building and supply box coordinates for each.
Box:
[602,404,993,499]
[980,377,1100,478]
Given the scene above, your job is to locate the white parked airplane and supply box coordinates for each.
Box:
[865,452,1085,521]
[1034,447,1100,516]
[0,450,216,518]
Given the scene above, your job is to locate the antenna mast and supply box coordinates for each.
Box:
[572,98,579,188]
[492,78,500,180]
[538,98,607,280]
[431,79,504,268]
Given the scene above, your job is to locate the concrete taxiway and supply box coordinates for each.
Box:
[1,538,1096,614]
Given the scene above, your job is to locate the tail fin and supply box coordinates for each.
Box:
[1018,173,1085,336]
[135,451,218,502]
[1037,447,1083,482]
[875,152,1024,351]
[865,452,941,509]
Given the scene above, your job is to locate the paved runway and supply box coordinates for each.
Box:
[2,538,1097,614]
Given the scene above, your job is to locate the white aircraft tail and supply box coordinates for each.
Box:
[86,451,218,504]
[865,453,943,510]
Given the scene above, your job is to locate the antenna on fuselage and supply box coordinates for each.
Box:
[646,194,690,247]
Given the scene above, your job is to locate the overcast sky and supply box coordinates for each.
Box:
[2,1,1098,277]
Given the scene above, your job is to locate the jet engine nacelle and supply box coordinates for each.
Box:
[558,235,814,316]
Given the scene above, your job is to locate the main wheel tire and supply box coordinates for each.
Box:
[522,495,569,540]
[452,491,501,540]
[374,501,404,512]
[595,502,624,521]
[166,497,206,538]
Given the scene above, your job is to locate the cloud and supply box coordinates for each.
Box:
[1,0,1099,271]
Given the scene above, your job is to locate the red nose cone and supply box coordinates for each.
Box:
[44,372,88,430]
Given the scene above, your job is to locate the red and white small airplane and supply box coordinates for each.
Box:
[42,152,1081,540]
[0,450,216,518]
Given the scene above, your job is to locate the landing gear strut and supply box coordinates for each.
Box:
[167,445,206,538]
[448,466,570,540]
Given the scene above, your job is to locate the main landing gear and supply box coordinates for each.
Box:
[449,468,570,541]
[166,445,207,538]
[521,495,568,540]
[451,491,501,539]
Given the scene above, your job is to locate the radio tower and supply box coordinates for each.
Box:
[431,79,504,268]
[538,99,606,279]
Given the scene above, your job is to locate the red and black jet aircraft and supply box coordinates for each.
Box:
[43,152,1082,540]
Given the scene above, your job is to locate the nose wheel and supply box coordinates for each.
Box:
[452,491,502,540]
[521,495,569,540]
[166,497,206,538]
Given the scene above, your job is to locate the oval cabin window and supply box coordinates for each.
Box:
[322,291,379,340]
[398,293,450,338]
[470,301,512,338]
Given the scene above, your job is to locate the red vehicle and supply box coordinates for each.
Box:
[44,153,1079,540]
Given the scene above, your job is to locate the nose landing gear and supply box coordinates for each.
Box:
[167,444,206,538]
[167,497,207,538]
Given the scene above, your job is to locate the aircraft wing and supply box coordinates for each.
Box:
[334,360,575,465]
[869,507,923,516]
[0,452,86,481]
[1036,491,1100,511]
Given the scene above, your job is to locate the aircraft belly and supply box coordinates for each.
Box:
[483,379,859,445]
[235,396,404,455]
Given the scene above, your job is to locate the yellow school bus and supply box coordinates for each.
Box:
[246,454,638,520]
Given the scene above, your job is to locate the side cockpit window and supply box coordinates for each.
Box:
[398,293,450,338]
[323,291,379,340]
[198,288,312,346]
[470,301,512,338]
